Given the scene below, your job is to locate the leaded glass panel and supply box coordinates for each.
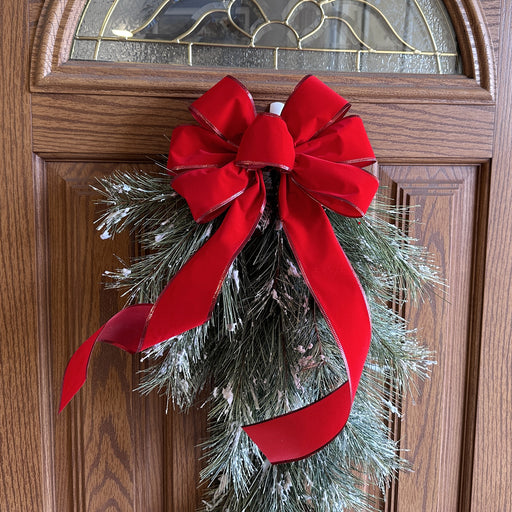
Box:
[71,0,461,73]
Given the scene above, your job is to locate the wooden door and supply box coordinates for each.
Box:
[1,0,511,510]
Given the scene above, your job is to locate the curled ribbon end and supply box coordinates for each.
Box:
[60,304,153,411]
[59,332,99,413]
[243,382,352,464]
[59,388,75,414]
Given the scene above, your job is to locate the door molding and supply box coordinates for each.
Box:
[31,0,495,102]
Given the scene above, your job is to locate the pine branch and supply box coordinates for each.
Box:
[91,170,438,512]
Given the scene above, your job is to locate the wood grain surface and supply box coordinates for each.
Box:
[47,162,207,511]
[471,1,512,510]
[379,165,486,511]
[31,94,495,161]
[0,0,44,510]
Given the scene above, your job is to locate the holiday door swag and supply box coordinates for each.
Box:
[60,76,435,508]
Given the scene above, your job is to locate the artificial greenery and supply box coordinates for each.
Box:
[95,169,438,512]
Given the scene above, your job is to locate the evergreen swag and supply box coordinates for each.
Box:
[95,168,438,511]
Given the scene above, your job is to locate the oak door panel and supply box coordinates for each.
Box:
[380,165,486,511]
[46,161,206,511]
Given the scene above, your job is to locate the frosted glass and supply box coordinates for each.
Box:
[360,52,438,73]
[192,45,275,68]
[71,39,98,59]
[96,40,188,63]
[71,0,461,74]
[278,49,357,71]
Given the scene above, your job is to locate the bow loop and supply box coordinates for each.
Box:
[172,163,251,223]
[292,154,378,218]
[168,125,236,172]
[281,76,351,145]
[190,76,256,145]
[236,114,296,171]
[297,116,376,167]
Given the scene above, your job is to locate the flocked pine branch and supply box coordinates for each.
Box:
[92,169,438,512]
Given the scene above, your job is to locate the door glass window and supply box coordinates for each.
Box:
[71,0,461,73]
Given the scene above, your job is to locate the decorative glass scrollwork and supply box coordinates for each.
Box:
[72,0,461,73]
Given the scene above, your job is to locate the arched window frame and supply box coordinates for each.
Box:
[31,0,494,103]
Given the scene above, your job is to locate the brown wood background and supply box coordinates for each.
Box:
[380,164,488,511]
[1,0,511,511]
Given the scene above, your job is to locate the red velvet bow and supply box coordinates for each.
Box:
[60,75,378,464]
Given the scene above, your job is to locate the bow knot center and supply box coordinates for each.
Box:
[236,114,296,172]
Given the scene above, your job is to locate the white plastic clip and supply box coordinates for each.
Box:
[269,102,285,116]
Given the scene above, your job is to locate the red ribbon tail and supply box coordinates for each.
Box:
[59,329,100,413]
[141,175,265,348]
[60,177,265,412]
[243,176,372,463]
[59,303,152,412]
[243,382,351,463]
